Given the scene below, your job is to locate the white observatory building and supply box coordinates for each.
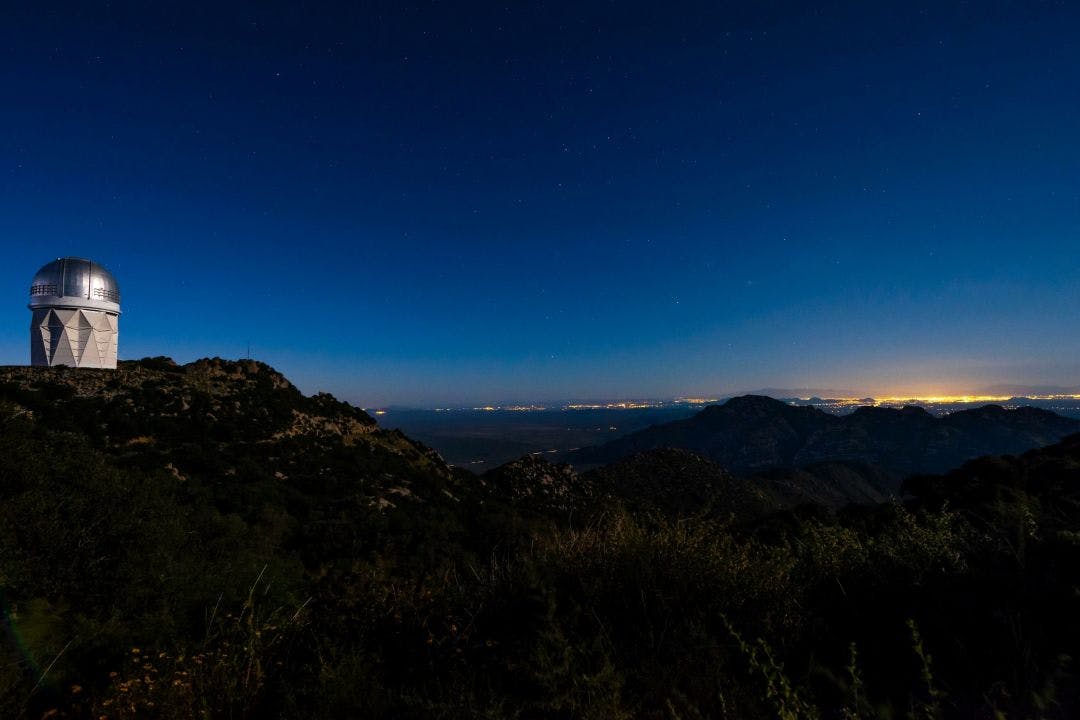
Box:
[28,257,121,368]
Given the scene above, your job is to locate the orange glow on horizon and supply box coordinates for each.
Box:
[798,393,1080,406]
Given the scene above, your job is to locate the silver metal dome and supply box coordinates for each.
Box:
[28,257,121,311]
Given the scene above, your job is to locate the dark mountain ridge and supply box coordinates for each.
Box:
[569,394,1080,485]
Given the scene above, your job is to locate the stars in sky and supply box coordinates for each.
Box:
[0,2,1078,404]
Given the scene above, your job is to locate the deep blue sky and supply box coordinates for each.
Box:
[2,1,1079,405]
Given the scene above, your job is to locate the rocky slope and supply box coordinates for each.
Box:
[478,449,776,521]
[0,357,470,515]
[479,454,589,514]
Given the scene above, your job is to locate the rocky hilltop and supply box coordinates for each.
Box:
[0,357,467,513]
[477,454,590,515]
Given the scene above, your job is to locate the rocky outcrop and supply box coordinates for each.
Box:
[0,357,460,513]
[480,455,590,513]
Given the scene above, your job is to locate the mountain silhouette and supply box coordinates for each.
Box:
[569,395,1080,485]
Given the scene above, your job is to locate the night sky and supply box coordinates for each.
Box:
[2,2,1079,405]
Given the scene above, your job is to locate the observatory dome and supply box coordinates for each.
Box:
[28,257,121,369]
[29,257,121,312]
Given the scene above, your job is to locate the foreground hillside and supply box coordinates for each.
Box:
[2,358,1080,718]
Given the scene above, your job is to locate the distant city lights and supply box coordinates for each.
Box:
[370,393,1080,416]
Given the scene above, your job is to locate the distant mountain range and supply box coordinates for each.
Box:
[739,384,1080,401]
[568,395,1080,487]
[973,383,1080,397]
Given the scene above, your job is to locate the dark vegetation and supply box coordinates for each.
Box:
[1,358,1080,718]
